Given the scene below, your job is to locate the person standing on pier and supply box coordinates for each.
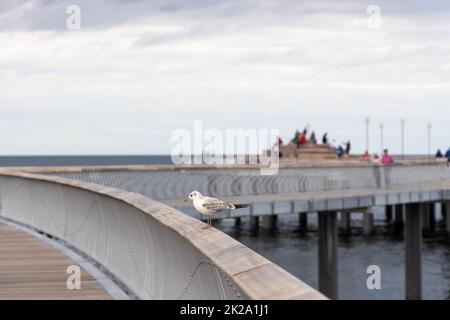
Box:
[445,147,450,164]
[310,131,317,144]
[300,132,307,145]
[436,149,443,158]
[292,130,301,147]
[371,153,380,164]
[277,136,283,146]
[322,133,328,144]
[381,149,395,165]
[345,141,351,154]
[337,145,345,158]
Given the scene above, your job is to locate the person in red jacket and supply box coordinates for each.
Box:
[277,137,283,146]
[300,132,307,145]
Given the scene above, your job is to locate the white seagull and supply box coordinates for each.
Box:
[184,191,249,229]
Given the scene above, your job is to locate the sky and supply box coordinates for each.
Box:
[1,0,450,155]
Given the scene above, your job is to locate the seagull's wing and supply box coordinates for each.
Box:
[202,197,235,211]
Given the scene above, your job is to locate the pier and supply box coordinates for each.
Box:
[0,159,449,299]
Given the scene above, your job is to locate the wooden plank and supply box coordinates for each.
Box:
[0,224,111,300]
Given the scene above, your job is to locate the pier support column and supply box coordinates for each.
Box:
[421,204,430,231]
[442,202,447,224]
[262,215,276,229]
[363,211,374,235]
[235,217,241,227]
[340,212,351,234]
[405,203,422,300]
[395,204,404,231]
[299,212,308,229]
[318,211,338,300]
[385,205,393,222]
[429,203,436,231]
[445,202,450,233]
[249,216,259,229]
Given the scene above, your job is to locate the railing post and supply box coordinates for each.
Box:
[318,211,338,300]
[405,203,422,300]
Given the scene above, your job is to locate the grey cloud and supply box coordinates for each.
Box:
[2,0,449,32]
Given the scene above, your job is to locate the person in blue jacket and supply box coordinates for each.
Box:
[445,147,450,163]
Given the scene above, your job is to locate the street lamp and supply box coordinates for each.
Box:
[427,122,432,159]
[380,123,384,154]
[400,118,406,160]
[364,117,370,153]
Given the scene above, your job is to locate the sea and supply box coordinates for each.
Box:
[0,155,448,300]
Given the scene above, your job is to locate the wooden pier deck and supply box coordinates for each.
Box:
[0,223,112,300]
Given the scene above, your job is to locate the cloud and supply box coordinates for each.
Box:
[0,0,450,154]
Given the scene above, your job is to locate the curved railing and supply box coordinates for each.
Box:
[33,161,450,201]
[0,171,325,300]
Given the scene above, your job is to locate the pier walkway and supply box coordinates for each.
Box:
[0,223,112,300]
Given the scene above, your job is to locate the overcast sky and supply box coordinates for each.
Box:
[1,0,450,155]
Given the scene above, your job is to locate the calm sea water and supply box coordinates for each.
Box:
[0,154,427,167]
[1,155,449,300]
[217,210,450,300]
[0,155,173,167]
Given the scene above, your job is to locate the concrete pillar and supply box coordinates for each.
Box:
[340,212,351,234]
[429,203,436,231]
[262,215,276,229]
[363,211,374,235]
[442,202,447,223]
[250,216,259,229]
[421,203,430,231]
[318,211,338,300]
[405,203,422,300]
[395,204,404,231]
[445,202,450,233]
[385,205,393,222]
[299,212,308,229]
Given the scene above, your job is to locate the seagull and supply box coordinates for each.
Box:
[184,191,249,229]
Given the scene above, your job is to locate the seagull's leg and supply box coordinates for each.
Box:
[202,216,209,229]
[209,216,212,228]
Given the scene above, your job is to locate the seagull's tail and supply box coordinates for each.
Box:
[233,204,250,209]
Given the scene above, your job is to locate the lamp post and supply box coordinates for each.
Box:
[400,118,406,160]
[427,122,432,159]
[365,117,370,153]
[380,123,384,154]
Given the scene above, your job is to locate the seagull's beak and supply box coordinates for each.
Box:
[184,198,189,202]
